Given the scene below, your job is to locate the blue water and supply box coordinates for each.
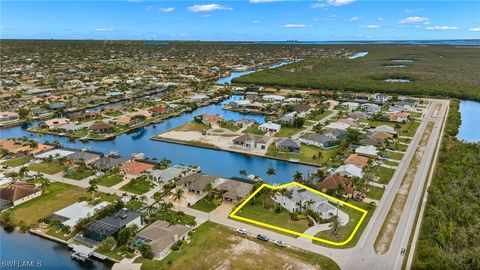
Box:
[0,96,316,183]
[458,100,480,143]
[0,230,111,270]
[216,70,256,84]
[247,40,480,46]
[349,52,369,59]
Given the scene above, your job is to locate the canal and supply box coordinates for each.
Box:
[458,100,480,143]
[0,230,112,270]
[0,95,317,183]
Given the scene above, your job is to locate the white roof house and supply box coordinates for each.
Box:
[262,95,285,102]
[335,164,363,178]
[355,145,379,158]
[259,122,281,133]
[372,125,397,135]
[342,102,360,111]
[273,186,336,219]
[53,201,110,227]
[35,149,75,159]
[150,165,189,184]
[325,122,351,131]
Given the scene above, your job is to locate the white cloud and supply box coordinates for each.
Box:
[249,0,284,3]
[378,17,383,21]
[399,16,429,24]
[425,26,459,31]
[159,7,175,12]
[188,4,231,12]
[312,0,356,8]
[202,14,212,18]
[366,24,380,28]
[95,28,113,31]
[348,16,360,22]
[253,20,261,24]
[468,27,480,32]
[281,24,311,28]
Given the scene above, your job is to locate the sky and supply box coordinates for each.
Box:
[1,0,479,41]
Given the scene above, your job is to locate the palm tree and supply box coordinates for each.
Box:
[330,215,341,236]
[139,195,147,203]
[239,170,247,177]
[130,194,138,201]
[40,178,51,193]
[19,167,29,178]
[159,158,171,169]
[203,183,214,201]
[266,167,276,184]
[88,179,98,199]
[67,137,76,144]
[80,138,89,145]
[52,140,62,148]
[152,191,163,206]
[173,189,184,203]
[293,170,303,182]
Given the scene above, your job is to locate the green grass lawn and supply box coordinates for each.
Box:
[366,165,395,184]
[96,173,124,187]
[46,226,73,241]
[120,177,155,195]
[235,194,309,234]
[242,124,266,135]
[136,222,340,270]
[10,182,87,226]
[365,186,385,200]
[190,198,219,212]
[273,127,303,138]
[383,160,400,167]
[64,169,96,180]
[309,110,333,121]
[219,120,241,132]
[399,121,420,137]
[97,246,134,261]
[380,150,404,160]
[28,162,64,175]
[314,201,375,248]
[2,157,31,167]
[267,143,336,166]
[173,121,209,132]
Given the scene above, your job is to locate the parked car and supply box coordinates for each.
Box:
[401,248,406,256]
[256,234,269,241]
[236,228,247,234]
[275,240,286,247]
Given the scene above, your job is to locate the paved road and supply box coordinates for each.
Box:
[6,99,449,270]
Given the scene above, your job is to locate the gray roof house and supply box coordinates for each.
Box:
[216,180,254,203]
[233,134,271,150]
[67,151,101,165]
[299,133,339,149]
[82,209,142,242]
[275,138,301,153]
[150,165,189,185]
[92,156,128,170]
[133,220,191,259]
[176,173,221,194]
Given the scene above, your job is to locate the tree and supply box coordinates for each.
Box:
[117,228,131,245]
[139,243,154,259]
[239,170,247,177]
[293,170,303,182]
[88,179,98,199]
[203,183,215,201]
[330,214,341,236]
[18,167,29,178]
[98,236,116,252]
[39,178,51,193]
[67,137,76,144]
[266,167,276,183]
[173,189,184,203]
[159,158,171,169]
[335,184,345,198]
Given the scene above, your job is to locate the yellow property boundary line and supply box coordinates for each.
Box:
[229,181,368,246]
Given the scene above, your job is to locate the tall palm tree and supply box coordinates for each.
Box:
[67,137,76,144]
[330,215,341,236]
[19,167,29,178]
[139,195,147,203]
[266,167,276,184]
[40,178,51,193]
[203,183,214,201]
[173,189,184,203]
[293,171,303,183]
[159,158,171,169]
[88,179,98,199]
[239,170,247,177]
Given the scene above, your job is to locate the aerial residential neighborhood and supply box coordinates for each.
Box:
[1,1,479,270]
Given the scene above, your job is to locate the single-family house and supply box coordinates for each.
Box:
[82,209,142,242]
[258,122,281,133]
[342,102,360,111]
[372,93,390,104]
[316,174,355,195]
[0,112,19,122]
[121,160,154,176]
[200,114,224,126]
[360,103,381,113]
[66,150,101,165]
[216,180,254,203]
[355,145,379,158]
[92,155,128,170]
[90,122,114,134]
[273,186,336,219]
[372,125,397,135]
[176,173,221,194]
[275,138,301,153]
[133,221,191,259]
[262,95,285,102]
[0,183,42,209]
[149,165,188,186]
[44,118,70,129]
[345,154,369,168]
[233,134,272,150]
[385,112,409,122]
[335,164,363,178]
[299,133,338,148]
[325,122,350,131]
[50,201,110,228]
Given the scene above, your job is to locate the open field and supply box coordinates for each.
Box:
[136,222,340,270]
[190,198,218,213]
[120,177,155,195]
[267,143,336,166]
[273,127,303,138]
[2,157,31,167]
[234,45,480,101]
[96,173,124,187]
[374,122,434,254]
[64,169,95,180]
[173,121,209,132]
[10,182,87,226]
[28,162,64,175]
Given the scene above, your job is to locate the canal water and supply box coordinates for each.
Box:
[0,229,112,270]
[216,60,293,84]
[458,100,480,143]
[0,96,316,183]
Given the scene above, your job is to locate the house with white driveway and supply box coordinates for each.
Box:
[273,186,336,219]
